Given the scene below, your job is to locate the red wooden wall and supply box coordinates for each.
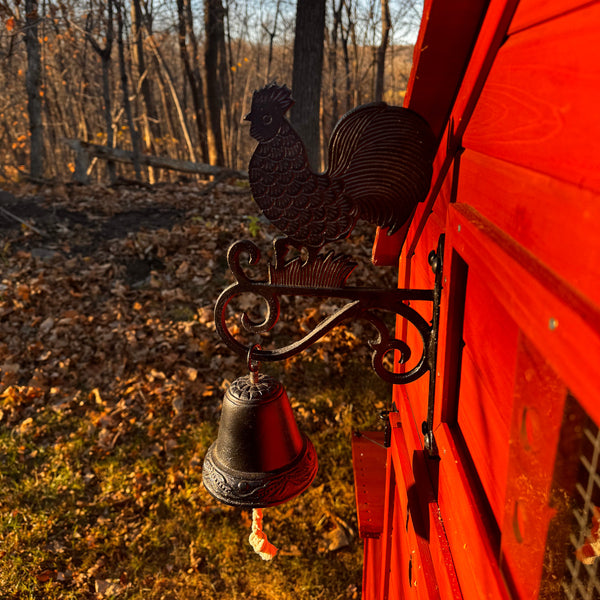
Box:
[356,0,600,597]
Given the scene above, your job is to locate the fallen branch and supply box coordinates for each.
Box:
[62,139,248,182]
[0,204,45,236]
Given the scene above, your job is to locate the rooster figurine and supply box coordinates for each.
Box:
[245,83,435,267]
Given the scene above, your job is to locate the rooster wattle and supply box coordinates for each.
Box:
[245,83,435,265]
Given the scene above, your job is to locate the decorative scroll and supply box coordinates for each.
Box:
[214,239,440,385]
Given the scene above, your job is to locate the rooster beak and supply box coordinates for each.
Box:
[243,112,252,122]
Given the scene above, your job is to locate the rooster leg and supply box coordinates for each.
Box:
[273,237,320,269]
[272,237,321,270]
[272,237,293,270]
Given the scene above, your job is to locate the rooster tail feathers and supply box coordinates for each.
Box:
[327,102,388,176]
[251,83,294,114]
[326,103,436,234]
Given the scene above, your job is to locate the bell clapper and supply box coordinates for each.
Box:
[249,508,278,560]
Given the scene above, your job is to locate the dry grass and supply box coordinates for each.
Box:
[0,181,393,599]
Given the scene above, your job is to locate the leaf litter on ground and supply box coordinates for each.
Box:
[0,180,396,599]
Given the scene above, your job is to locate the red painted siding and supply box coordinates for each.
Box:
[362,0,600,597]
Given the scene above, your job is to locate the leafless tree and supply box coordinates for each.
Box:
[0,0,419,184]
[24,0,43,179]
[131,0,160,181]
[204,0,227,166]
[291,0,326,170]
[176,0,209,162]
[85,0,116,182]
[115,0,142,179]
[374,0,391,101]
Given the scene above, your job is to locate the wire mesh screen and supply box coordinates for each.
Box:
[562,420,600,600]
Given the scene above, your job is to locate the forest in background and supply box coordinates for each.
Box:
[0,0,420,184]
[0,1,423,596]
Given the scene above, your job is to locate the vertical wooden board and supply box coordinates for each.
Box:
[398,353,429,443]
[455,267,519,525]
[500,335,567,599]
[390,418,443,599]
[379,450,395,600]
[436,423,512,600]
[389,485,413,599]
[388,524,403,600]
[427,503,464,600]
[406,517,442,599]
[400,248,434,422]
[434,247,469,427]
[433,167,454,221]
[382,430,411,600]
[509,0,594,34]
[457,352,511,527]
[463,3,600,192]
[362,538,382,600]
[352,431,387,539]
[388,415,463,599]
[394,384,424,468]
[461,273,519,419]
[405,163,452,269]
[457,150,600,306]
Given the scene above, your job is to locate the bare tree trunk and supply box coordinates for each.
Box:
[176,0,209,162]
[24,0,44,179]
[341,0,354,113]
[328,0,343,138]
[116,0,142,180]
[348,1,362,106]
[154,65,179,160]
[264,0,282,82]
[218,4,231,159]
[147,35,197,163]
[374,0,390,102]
[204,0,226,166]
[291,0,326,171]
[85,1,116,183]
[131,0,159,181]
[224,1,239,167]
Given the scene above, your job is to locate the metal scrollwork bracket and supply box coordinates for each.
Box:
[215,235,445,440]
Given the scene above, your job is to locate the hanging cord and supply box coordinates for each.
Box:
[245,347,278,560]
[249,508,278,560]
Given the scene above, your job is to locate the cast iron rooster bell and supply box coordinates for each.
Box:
[245,82,436,266]
[204,85,443,512]
[202,371,318,508]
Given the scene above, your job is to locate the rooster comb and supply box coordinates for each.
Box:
[252,83,294,114]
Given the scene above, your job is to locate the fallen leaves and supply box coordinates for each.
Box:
[0,180,393,599]
[95,577,129,596]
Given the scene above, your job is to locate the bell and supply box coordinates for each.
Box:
[202,373,318,508]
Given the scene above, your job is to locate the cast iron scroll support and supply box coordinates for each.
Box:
[214,236,444,394]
